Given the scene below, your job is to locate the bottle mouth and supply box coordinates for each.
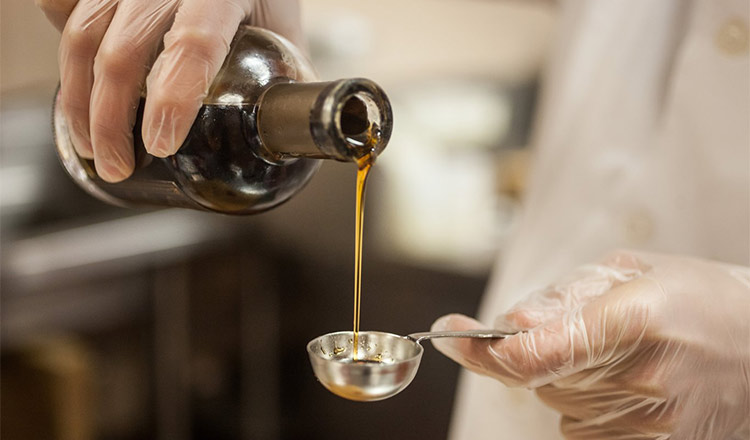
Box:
[334,92,386,161]
[313,78,393,162]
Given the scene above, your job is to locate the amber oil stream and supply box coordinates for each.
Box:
[352,153,372,361]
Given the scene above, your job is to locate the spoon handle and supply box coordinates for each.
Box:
[408,330,517,344]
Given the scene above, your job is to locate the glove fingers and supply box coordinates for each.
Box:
[560,415,667,440]
[142,0,247,157]
[58,0,118,159]
[547,377,747,439]
[37,0,80,32]
[547,342,749,440]
[90,0,179,182]
[486,277,656,388]
[429,314,510,381]
[495,250,649,332]
[432,278,656,388]
[536,382,676,433]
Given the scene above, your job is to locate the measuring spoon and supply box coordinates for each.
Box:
[307,329,514,402]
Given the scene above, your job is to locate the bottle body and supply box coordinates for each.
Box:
[54,26,392,214]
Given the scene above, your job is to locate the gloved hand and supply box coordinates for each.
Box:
[432,250,750,439]
[37,0,304,182]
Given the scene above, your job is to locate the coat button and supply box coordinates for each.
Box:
[716,18,749,56]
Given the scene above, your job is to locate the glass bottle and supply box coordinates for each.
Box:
[53,26,393,215]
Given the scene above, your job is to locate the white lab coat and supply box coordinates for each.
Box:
[450,0,749,438]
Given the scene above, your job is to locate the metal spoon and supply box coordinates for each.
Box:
[307,329,514,402]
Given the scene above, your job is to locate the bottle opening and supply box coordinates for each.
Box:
[340,96,370,137]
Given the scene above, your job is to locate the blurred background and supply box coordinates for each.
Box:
[0,1,556,439]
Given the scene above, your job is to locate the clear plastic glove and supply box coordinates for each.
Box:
[37,0,304,182]
[432,250,750,439]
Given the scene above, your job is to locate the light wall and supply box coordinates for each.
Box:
[1,1,61,93]
[0,1,555,93]
[302,0,555,86]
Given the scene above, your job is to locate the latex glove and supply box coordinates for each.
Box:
[37,0,304,182]
[432,250,750,439]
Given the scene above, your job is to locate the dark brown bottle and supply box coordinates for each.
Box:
[54,26,393,214]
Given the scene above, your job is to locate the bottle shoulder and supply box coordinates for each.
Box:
[204,26,318,106]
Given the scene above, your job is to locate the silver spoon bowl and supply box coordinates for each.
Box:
[307,329,513,402]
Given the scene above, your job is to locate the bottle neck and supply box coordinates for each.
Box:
[256,79,393,163]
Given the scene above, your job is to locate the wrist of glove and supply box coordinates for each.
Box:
[432,250,750,439]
